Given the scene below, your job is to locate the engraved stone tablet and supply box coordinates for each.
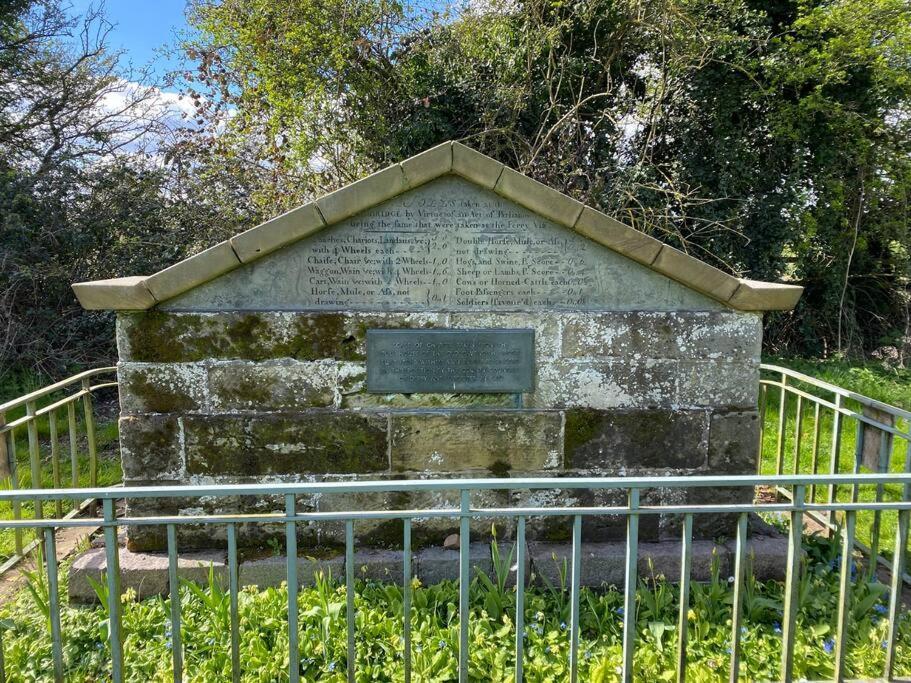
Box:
[163,176,722,312]
[366,329,534,393]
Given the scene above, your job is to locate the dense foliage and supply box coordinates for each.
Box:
[1,0,910,379]
[2,532,909,681]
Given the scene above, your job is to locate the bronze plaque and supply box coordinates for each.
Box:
[366,329,534,393]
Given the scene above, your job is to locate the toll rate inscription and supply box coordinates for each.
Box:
[366,329,535,394]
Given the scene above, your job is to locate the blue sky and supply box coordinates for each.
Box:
[69,0,189,83]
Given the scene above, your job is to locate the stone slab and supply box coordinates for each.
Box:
[239,553,346,588]
[183,412,389,476]
[390,411,562,473]
[564,408,708,470]
[119,415,184,481]
[69,547,227,603]
[161,176,723,313]
[707,411,760,473]
[529,540,734,588]
[207,361,336,411]
[118,363,207,414]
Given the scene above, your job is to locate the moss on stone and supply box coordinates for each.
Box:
[122,367,201,413]
[487,460,512,478]
[184,413,389,476]
[562,408,603,469]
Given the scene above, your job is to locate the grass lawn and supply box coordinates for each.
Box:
[0,374,122,562]
[1,532,908,682]
[759,357,911,569]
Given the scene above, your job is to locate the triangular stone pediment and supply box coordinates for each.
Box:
[71,141,802,312]
[163,176,721,312]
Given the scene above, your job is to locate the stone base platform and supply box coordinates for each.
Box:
[68,527,789,603]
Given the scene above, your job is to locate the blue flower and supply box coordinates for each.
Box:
[616,607,624,617]
[328,662,336,672]
[560,622,567,631]
[882,640,889,650]
[773,622,782,635]
[823,638,835,654]
[438,640,447,650]
[874,604,888,615]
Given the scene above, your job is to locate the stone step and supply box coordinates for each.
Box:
[67,533,788,604]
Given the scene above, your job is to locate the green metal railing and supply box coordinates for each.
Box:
[759,363,911,583]
[1,473,909,683]
[0,367,116,570]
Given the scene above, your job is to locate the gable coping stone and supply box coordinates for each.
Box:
[71,141,803,312]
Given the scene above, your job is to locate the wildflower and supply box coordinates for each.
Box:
[616,607,624,617]
[438,640,446,650]
[882,640,889,650]
[328,662,336,672]
[823,638,835,654]
[874,604,888,615]
[773,622,782,634]
[560,622,567,631]
[727,576,735,584]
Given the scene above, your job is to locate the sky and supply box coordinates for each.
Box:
[68,0,189,84]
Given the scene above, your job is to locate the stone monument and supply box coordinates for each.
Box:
[73,142,802,553]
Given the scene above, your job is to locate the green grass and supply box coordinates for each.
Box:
[0,371,121,562]
[759,357,911,569]
[2,532,909,682]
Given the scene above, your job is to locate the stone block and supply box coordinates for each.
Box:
[564,409,708,470]
[390,412,562,474]
[451,143,504,188]
[448,312,560,360]
[573,207,663,266]
[208,361,336,411]
[350,549,408,582]
[708,411,760,473]
[561,312,761,362]
[414,543,513,584]
[72,276,156,310]
[124,488,322,551]
[530,359,677,409]
[184,412,389,477]
[728,279,803,312]
[677,361,759,409]
[69,547,227,603]
[119,415,183,481]
[118,363,207,414]
[230,202,325,263]
[528,540,730,588]
[316,164,408,225]
[313,487,516,549]
[145,241,241,303]
[118,311,451,363]
[239,552,345,588]
[494,167,584,228]
[729,526,791,581]
[652,245,741,302]
[401,142,452,188]
[672,485,754,540]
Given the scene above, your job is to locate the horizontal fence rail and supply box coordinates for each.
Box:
[0,367,117,572]
[759,363,911,585]
[0,473,908,683]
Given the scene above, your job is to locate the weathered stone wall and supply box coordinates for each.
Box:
[117,308,761,550]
